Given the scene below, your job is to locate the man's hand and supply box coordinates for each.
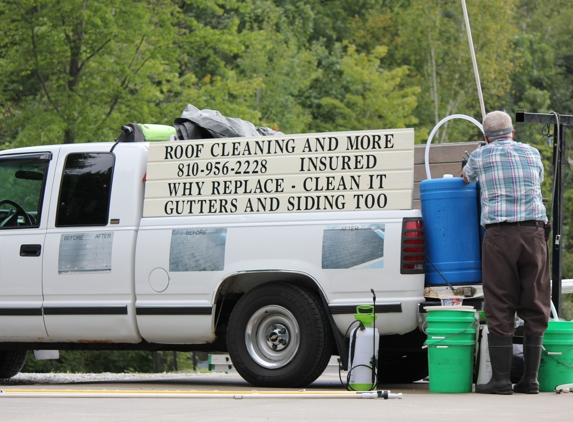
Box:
[462,167,470,183]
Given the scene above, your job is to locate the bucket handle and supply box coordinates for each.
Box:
[543,346,573,369]
[421,320,476,349]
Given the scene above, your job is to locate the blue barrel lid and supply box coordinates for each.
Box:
[420,177,477,192]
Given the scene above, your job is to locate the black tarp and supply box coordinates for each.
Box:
[173,104,283,140]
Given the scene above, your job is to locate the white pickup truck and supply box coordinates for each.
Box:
[0,128,428,387]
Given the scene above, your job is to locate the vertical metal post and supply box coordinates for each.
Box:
[153,351,160,373]
[551,124,566,316]
[172,351,178,371]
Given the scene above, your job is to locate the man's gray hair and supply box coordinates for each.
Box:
[483,111,513,139]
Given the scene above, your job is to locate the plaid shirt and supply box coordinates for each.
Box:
[464,138,547,226]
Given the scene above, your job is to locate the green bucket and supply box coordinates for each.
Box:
[425,307,477,393]
[538,320,573,392]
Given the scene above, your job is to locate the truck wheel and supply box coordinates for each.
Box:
[227,282,333,388]
[0,350,28,379]
[377,350,428,383]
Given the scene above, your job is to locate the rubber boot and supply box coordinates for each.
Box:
[513,334,543,394]
[475,333,514,394]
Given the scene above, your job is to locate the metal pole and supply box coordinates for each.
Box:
[153,352,159,373]
[551,123,565,316]
[461,0,486,120]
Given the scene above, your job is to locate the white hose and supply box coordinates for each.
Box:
[424,114,484,180]
[550,300,559,321]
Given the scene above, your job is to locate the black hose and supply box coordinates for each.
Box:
[425,254,456,292]
[370,289,377,387]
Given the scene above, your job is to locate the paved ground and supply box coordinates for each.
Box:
[2,371,572,422]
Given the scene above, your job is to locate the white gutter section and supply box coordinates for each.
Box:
[554,279,573,295]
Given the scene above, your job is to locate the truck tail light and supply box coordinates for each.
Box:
[400,217,425,274]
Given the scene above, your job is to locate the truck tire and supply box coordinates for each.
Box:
[0,350,28,379]
[227,282,333,388]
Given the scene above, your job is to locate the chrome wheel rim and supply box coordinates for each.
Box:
[245,305,300,369]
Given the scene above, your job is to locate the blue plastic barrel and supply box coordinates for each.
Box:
[420,177,482,286]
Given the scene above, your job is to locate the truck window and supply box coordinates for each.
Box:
[56,153,114,227]
[0,154,49,229]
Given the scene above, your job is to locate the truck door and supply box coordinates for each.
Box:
[42,151,140,343]
[0,152,52,341]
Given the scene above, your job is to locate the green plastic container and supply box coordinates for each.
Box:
[425,307,477,393]
[538,320,573,392]
[139,124,176,141]
[354,305,377,327]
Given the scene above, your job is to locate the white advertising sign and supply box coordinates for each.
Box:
[144,129,414,216]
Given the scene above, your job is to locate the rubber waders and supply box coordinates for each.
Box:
[513,334,543,394]
[476,333,513,394]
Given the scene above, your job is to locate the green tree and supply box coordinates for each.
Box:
[231,1,319,132]
[302,0,386,48]
[308,43,419,134]
[512,0,573,290]
[175,0,323,133]
[0,0,180,147]
[352,0,518,143]
[519,0,573,114]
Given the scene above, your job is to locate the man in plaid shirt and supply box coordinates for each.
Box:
[463,110,550,395]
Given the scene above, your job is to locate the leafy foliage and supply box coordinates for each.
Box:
[309,43,419,134]
[22,350,209,373]
[23,350,154,373]
[1,1,571,146]
[0,0,181,147]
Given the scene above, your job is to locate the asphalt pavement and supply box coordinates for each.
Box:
[1,371,571,421]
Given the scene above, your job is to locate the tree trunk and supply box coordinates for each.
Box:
[63,128,75,144]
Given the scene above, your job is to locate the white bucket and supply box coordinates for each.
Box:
[477,325,492,384]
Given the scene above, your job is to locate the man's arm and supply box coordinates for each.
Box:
[462,151,478,184]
